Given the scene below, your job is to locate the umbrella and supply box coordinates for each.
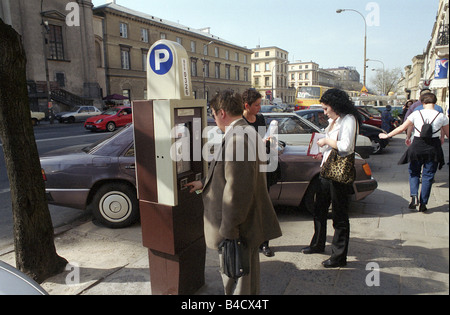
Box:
[103,94,128,101]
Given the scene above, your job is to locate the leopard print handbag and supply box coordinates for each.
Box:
[319,120,358,185]
[320,149,356,185]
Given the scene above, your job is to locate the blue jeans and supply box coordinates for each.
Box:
[409,160,438,205]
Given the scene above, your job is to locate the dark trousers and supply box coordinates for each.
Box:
[309,177,351,263]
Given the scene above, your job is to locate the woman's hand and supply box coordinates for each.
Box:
[317,138,327,147]
[313,153,323,160]
[379,133,389,139]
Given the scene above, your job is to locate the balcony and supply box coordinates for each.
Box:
[435,24,449,58]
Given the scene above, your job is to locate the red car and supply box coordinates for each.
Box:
[357,108,382,128]
[84,106,132,132]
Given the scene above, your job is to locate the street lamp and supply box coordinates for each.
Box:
[202,41,214,100]
[336,8,367,89]
[271,60,288,102]
[367,58,385,95]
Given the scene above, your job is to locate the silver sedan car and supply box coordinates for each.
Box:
[41,124,377,228]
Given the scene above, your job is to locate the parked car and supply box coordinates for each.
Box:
[84,106,132,132]
[30,111,45,126]
[262,112,373,158]
[56,106,102,123]
[357,108,382,128]
[40,124,377,228]
[260,105,284,113]
[295,109,389,154]
[0,260,48,295]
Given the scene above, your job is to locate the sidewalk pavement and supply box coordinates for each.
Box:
[0,135,448,295]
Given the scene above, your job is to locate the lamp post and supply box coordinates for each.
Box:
[336,8,367,89]
[271,60,288,102]
[202,41,214,100]
[367,58,385,95]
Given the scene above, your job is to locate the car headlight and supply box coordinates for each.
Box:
[95,119,103,123]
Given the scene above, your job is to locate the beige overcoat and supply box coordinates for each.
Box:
[202,118,282,250]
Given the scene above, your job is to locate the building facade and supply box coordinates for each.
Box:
[324,67,362,92]
[402,0,448,111]
[93,3,252,102]
[422,0,449,111]
[288,61,320,88]
[1,0,101,113]
[251,46,293,103]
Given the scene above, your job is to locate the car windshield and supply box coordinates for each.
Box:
[82,124,133,155]
[102,108,121,115]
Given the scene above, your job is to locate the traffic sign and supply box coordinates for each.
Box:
[149,44,174,75]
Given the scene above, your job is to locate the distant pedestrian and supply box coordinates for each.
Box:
[379,93,449,212]
[381,105,394,132]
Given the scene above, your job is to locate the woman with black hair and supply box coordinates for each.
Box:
[301,88,361,268]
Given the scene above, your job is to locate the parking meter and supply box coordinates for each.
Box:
[132,40,207,295]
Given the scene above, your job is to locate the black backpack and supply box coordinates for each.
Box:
[415,110,440,138]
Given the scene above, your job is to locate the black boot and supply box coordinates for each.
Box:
[409,196,418,209]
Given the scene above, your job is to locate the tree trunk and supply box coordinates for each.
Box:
[0,19,67,283]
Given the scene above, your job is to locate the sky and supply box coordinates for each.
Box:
[91,0,440,89]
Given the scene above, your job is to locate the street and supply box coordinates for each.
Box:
[0,122,111,250]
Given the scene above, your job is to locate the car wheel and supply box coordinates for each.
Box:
[106,121,116,132]
[91,182,139,228]
[68,116,75,123]
[371,139,383,154]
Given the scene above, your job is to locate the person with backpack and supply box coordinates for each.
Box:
[379,93,449,212]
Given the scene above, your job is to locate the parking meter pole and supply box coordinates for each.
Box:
[133,40,207,295]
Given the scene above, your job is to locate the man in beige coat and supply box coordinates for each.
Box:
[187,90,282,295]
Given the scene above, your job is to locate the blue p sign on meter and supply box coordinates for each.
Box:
[149,44,174,75]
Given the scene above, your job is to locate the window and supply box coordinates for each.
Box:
[255,52,259,58]
[235,52,239,62]
[265,77,270,86]
[191,59,198,77]
[244,68,249,82]
[142,49,148,71]
[203,44,209,56]
[265,51,270,56]
[55,72,65,87]
[122,89,130,99]
[215,63,220,79]
[141,29,148,42]
[160,33,167,39]
[265,63,270,71]
[225,65,230,80]
[120,23,128,38]
[204,61,210,77]
[265,116,311,135]
[190,41,196,53]
[215,47,219,58]
[48,25,65,60]
[235,66,240,81]
[121,46,130,70]
[176,37,182,45]
[255,64,260,72]
[225,50,229,60]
